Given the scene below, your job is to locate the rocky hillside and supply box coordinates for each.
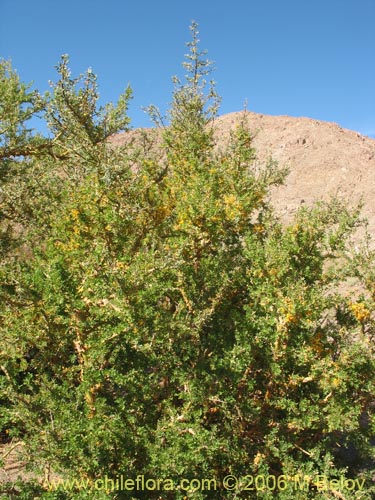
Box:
[217,113,375,232]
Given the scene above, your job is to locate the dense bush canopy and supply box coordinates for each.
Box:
[1,23,375,499]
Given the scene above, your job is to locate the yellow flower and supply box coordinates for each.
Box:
[253,452,265,466]
[332,377,341,388]
[70,208,79,220]
[223,193,242,221]
[253,223,264,234]
[223,193,237,206]
[285,312,298,324]
[311,332,323,354]
[349,301,371,323]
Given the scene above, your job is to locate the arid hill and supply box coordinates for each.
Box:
[111,111,375,246]
[216,112,375,234]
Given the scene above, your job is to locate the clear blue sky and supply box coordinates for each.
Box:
[1,0,374,137]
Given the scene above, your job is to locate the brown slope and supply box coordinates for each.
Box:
[215,112,375,241]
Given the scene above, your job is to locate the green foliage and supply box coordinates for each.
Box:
[46,54,132,151]
[0,59,45,161]
[1,23,375,499]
